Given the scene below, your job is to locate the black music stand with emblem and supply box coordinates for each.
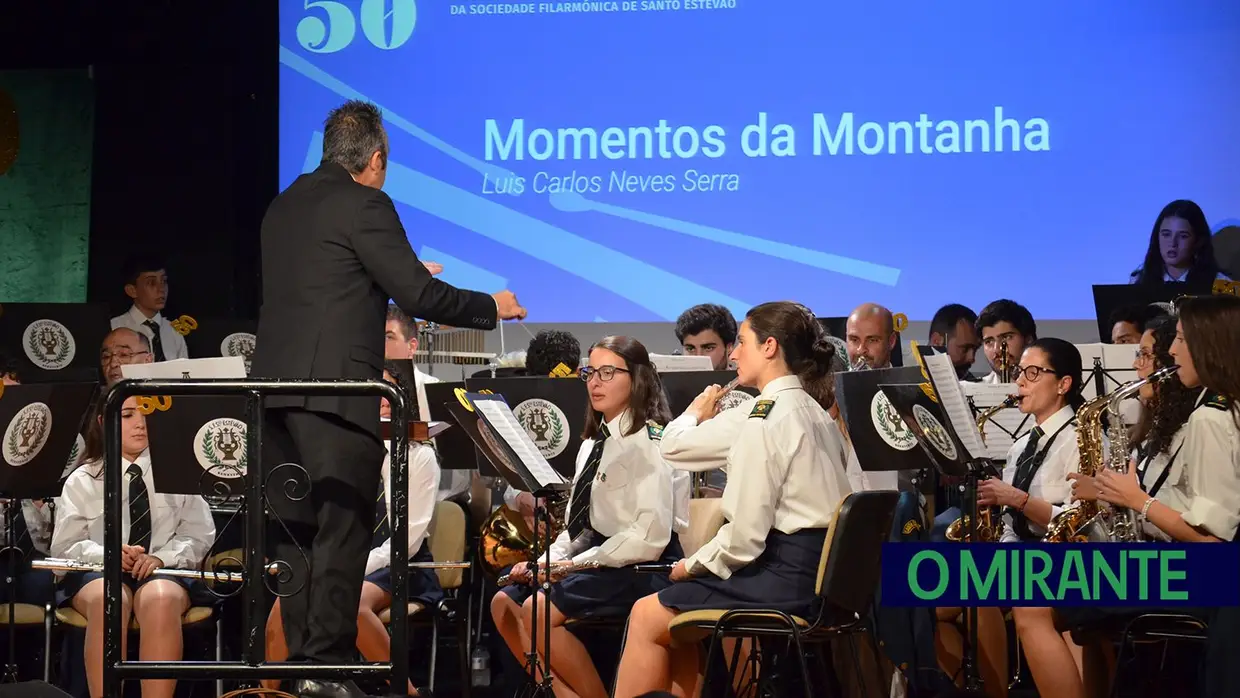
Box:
[836,366,934,475]
[183,317,257,374]
[0,303,110,384]
[444,392,570,698]
[881,375,993,698]
[422,382,489,477]
[0,381,95,682]
[465,376,588,480]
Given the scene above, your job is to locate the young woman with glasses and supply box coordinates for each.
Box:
[489,335,683,698]
[933,338,1086,697]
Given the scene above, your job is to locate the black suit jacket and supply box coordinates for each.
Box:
[252,163,498,436]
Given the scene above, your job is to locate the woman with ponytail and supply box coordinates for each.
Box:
[612,301,854,698]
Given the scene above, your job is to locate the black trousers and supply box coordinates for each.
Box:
[263,407,385,664]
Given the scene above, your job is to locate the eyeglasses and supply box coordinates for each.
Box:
[1013,365,1058,382]
[1135,349,1158,365]
[579,365,630,382]
[101,350,150,364]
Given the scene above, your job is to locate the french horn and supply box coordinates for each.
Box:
[477,492,569,580]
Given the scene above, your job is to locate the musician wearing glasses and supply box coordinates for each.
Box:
[1011,309,1234,698]
[52,396,215,698]
[490,336,682,698]
[935,340,1085,696]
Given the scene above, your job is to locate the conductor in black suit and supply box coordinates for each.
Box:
[253,99,526,698]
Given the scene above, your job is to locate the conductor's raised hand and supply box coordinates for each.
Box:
[493,290,527,321]
[422,260,444,276]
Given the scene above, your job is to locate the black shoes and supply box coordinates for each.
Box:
[294,678,373,697]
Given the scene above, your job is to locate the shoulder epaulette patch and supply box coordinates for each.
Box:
[749,399,775,419]
[646,421,664,440]
[1205,393,1231,411]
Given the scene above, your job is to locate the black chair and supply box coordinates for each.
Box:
[666,490,899,698]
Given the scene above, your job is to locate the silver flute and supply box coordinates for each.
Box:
[32,557,255,583]
[714,377,741,401]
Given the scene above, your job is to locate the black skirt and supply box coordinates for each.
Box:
[658,527,827,618]
[363,541,445,608]
[501,534,684,620]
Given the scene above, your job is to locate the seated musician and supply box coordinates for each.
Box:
[975,300,1037,384]
[0,362,56,611]
[263,362,440,696]
[612,301,852,698]
[936,338,1085,698]
[490,335,681,698]
[1023,299,1240,698]
[52,395,216,698]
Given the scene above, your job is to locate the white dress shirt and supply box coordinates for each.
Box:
[0,500,53,555]
[1128,267,1231,284]
[664,375,854,580]
[111,305,189,361]
[366,442,440,576]
[1141,392,1240,541]
[52,451,215,569]
[998,405,1079,543]
[548,409,676,568]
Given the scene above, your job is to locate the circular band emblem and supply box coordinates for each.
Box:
[194,418,248,479]
[221,332,256,373]
[824,335,849,368]
[870,391,916,451]
[3,402,53,467]
[912,404,957,461]
[513,398,568,459]
[718,389,754,412]
[22,319,75,370]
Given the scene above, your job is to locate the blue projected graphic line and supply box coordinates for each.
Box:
[419,245,508,293]
[375,159,751,321]
[280,45,516,183]
[549,190,902,286]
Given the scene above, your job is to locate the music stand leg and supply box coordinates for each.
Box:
[519,503,555,697]
[947,473,986,697]
[3,502,17,683]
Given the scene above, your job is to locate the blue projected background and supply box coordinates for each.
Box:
[278,1,1240,322]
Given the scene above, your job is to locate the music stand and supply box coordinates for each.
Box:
[447,393,570,697]
[836,366,934,476]
[144,396,249,498]
[466,376,588,480]
[0,303,110,384]
[883,349,994,697]
[659,370,756,416]
[422,382,487,476]
[0,381,95,682]
[182,317,256,372]
[1091,282,1208,342]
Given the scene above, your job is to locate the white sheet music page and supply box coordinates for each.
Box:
[472,399,566,488]
[923,353,987,460]
[650,354,714,373]
[961,382,1031,460]
[121,356,246,379]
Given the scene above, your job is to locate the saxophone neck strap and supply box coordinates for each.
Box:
[1010,418,1075,541]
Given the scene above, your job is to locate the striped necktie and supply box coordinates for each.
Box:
[143,320,166,361]
[128,462,152,549]
[566,423,610,541]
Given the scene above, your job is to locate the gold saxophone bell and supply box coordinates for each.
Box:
[477,493,570,580]
[945,395,1019,543]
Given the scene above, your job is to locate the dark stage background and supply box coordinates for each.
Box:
[0,0,278,321]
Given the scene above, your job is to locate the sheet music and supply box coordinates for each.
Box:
[121,356,246,380]
[1101,343,1140,389]
[472,399,566,488]
[961,382,1031,460]
[650,354,714,373]
[923,353,986,460]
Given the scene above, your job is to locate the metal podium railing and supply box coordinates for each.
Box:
[101,378,413,696]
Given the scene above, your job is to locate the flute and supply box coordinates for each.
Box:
[497,560,601,586]
[714,377,741,401]
[32,557,257,583]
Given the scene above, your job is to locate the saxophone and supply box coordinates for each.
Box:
[996,338,1014,383]
[1044,365,1179,542]
[945,395,1019,542]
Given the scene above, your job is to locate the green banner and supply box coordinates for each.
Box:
[0,69,94,302]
